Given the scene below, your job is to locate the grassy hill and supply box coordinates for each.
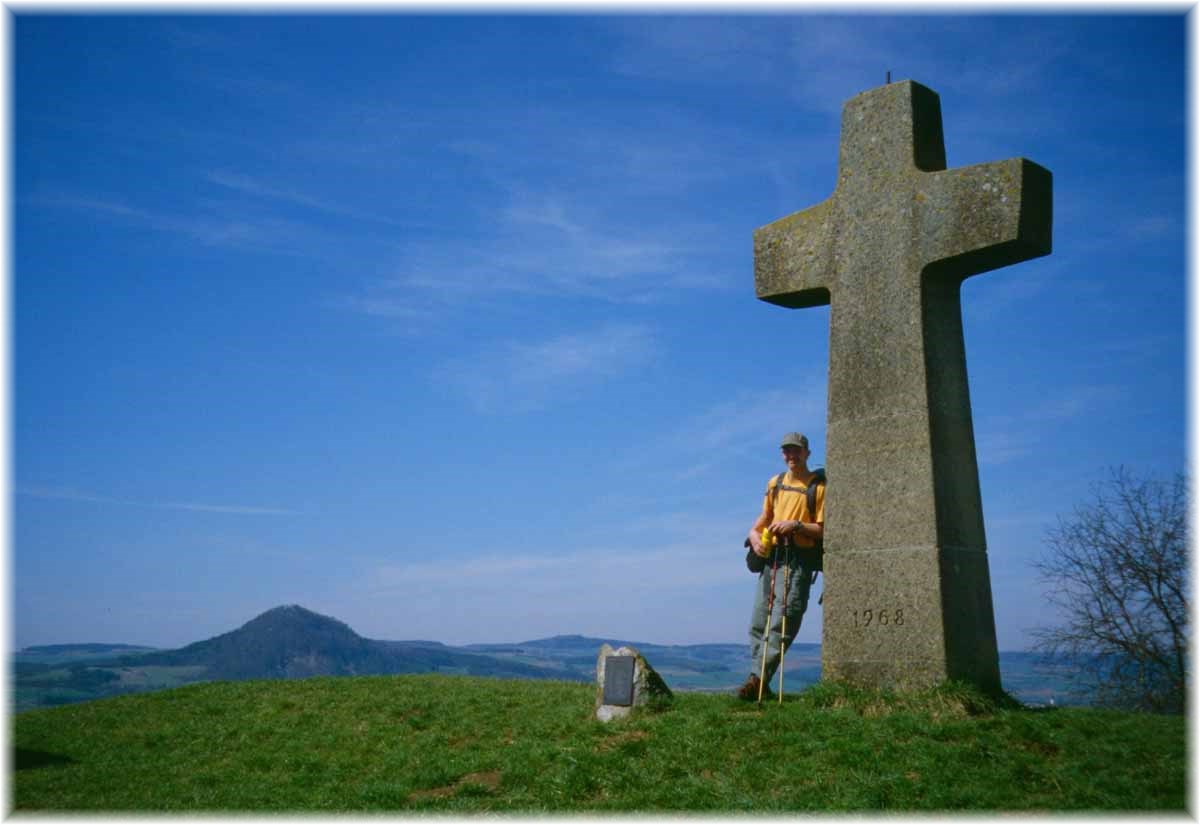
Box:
[12,674,1185,813]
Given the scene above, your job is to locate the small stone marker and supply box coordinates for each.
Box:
[602,656,636,706]
[754,80,1052,692]
[594,644,673,722]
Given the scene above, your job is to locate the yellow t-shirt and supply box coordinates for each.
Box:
[762,471,825,548]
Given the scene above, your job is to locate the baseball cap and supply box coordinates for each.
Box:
[780,432,809,449]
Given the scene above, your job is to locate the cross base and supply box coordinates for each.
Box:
[821,544,1001,692]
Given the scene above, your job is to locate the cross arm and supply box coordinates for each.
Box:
[753,197,835,308]
[920,158,1053,282]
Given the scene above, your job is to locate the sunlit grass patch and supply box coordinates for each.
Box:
[13,673,1186,813]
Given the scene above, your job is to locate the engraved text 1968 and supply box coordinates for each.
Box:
[852,609,905,628]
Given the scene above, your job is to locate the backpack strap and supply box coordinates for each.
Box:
[773,468,825,520]
[769,472,787,506]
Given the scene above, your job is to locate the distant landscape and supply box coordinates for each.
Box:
[13,604,1089,713]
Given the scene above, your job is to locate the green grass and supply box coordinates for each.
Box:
[11,674,1187,813]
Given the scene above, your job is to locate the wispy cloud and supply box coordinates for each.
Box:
[357,537,753,645]
[495,192,690,290]
[438,322,659,414]
[378,190,729,314]
[1095,333,1181,365]
[25,191,308,253]
[1053,172,1185,257]
[962,262,1058,320]
[659,388,827,480]
[975,383,1124,466]
[334,103,757,326]
[610,16,1072,117]
[1124,214,1181,242]
[335,294,432,322]
[665,389,823,453]
[974,431,1036,467]
[17,485,297,516]
[606,17,783,89]
[206,170,410,228]
[1023,385,1125,423]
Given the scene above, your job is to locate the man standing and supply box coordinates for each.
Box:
[737,432,826,700]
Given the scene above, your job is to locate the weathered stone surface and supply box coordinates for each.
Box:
[602,655,635,706]
[753,80,1052,693]
[594,644,673,722]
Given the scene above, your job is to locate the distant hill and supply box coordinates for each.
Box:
[112,605,577,682]
[13,605,1090,713]
[22,643,155,655]
[16,644,158,665]
[13,606,581,712]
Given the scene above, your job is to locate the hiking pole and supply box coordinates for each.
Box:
[778,544,793,704]
[757,542,780,705]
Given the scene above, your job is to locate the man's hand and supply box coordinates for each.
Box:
[748,530,768,558]
[770,520,803,538]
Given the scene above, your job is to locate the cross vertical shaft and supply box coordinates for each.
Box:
[754,81,1052,691]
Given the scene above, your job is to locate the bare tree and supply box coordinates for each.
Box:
[1032,467,1188,713]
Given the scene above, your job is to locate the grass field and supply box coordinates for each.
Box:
[11,674,1188,813]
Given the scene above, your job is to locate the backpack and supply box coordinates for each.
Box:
[744,468,826,574]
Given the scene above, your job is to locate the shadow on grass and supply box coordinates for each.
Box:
[14,748,76,771]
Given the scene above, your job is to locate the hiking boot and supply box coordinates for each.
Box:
[736,674,772,701]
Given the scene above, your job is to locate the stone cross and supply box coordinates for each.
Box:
[754,80,1052,692]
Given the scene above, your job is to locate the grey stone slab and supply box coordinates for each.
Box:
[602,655,635,706]
[594,644,673,722]
[753,80,1052,693]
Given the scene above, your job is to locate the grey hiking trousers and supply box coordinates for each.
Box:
[748,548,815,684]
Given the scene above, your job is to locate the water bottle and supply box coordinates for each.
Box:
[760,528,775,553]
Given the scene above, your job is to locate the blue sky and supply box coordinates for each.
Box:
[11,10,1188,655]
